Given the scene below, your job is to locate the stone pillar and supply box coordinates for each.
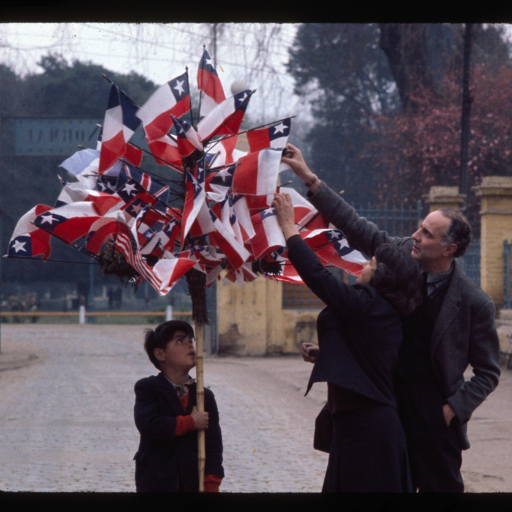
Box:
[422,186,466,213]
[217,276,284,356]
[473,176,512,307]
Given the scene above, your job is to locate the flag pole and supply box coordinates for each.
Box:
[195,319,206,492]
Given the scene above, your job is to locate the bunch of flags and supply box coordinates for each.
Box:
[7,49,366,296]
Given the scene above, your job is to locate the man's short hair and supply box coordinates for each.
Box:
[439,209,472,258]
[144,320,195,370]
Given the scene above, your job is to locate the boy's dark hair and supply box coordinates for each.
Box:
[369,243,422,316]
[144,320,195,370]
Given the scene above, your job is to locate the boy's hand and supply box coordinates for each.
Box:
[191,406,209,431]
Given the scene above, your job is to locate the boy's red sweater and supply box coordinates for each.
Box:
[175,390,222,493]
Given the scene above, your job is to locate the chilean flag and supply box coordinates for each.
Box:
[85,211,131,255]
[147,134,183,170]
[232,148,282,196]
[8,204,53,260]
[141,218,181,258]
[247,118,291,151]
[98,84,142,176]
[54,183,123,216]
[208,208,251,271]
[248,207,286,260]
[171,115,203,157]
[197,90,252,142]
[303,229,366,276]
[247,118,292,172]
[180,159,206,248]
[34,202,102,245]
[136,72,191,142]
[197,48,226,118]
[205,164,236,202]
[279,187,319,227]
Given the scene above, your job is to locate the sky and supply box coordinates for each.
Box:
[0,23,304,125]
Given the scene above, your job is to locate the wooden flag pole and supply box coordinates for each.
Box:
[195,320,206,492]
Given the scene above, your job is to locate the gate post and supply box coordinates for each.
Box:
[422,186,466,213]
[473,176,512,308]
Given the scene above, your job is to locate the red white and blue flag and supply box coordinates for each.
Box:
[248,206,286,260]
[54,182,123,216]
[197,90,252,142]
[205,164,236,202]
[232,148,282,196]
[136,72,191,142]
[141,217,181,258]
[98,84,142,176]
[147,134,183,170]
[8,204,53,260]
[197,49,226,118]
[171,115,203,157]
[34,202,102,245]
[115,163,169,214]
[180,158,206,248]
[302,229,366,276]
[208,207,251,271]
[112,212,196,296]
[247,118,291,152]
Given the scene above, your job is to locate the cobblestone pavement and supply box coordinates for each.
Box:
[0,324,511,493]
[0,324,328,493]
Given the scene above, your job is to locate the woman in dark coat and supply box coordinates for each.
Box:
[273,193,422,493]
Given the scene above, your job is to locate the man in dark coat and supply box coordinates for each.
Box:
[133,320,224,492]
[281,144,501,493]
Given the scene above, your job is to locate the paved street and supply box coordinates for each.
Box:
[0,324,511,493]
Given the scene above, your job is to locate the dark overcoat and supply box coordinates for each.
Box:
[288,238,411,492]
[308,182,501,449]
[133,372,224,492]
[287,240,402,407]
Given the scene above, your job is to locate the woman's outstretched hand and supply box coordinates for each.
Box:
[273,193,299,241]
[281,144,321,194]
[301,342,319,363]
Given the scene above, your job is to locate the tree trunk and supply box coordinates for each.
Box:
[379,23,433,114]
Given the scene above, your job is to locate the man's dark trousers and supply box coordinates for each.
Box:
[395,379,464,493]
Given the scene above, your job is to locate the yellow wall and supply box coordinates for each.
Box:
[217,274,320,356]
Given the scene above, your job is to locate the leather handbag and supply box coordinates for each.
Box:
[313,405,333,453]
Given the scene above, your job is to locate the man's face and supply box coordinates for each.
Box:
[155,330,196,371]
[411,211,452,266]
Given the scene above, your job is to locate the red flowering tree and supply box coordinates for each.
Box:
[366,62,512,231]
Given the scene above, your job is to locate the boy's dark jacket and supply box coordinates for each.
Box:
[134,372,224,492]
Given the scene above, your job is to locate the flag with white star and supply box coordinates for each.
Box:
[302,229,366,276]
[232,148,282,196]
[33,202,102,245]
[247,118,291,152]
[7,204,53,260]
[171,115,203,157]
[136,71,191,142]
[181,158,207,248]
[248,206,286,260]
[98,84,142,176]
[197,89,252,142]
[197,48,226,118]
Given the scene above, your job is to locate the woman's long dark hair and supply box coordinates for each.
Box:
[368,243,422,316]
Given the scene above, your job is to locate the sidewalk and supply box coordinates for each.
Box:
[0,324,511,492]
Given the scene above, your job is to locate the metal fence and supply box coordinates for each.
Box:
[459,239,481,287]
[282,200,423,309]
[504,240,512,309]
